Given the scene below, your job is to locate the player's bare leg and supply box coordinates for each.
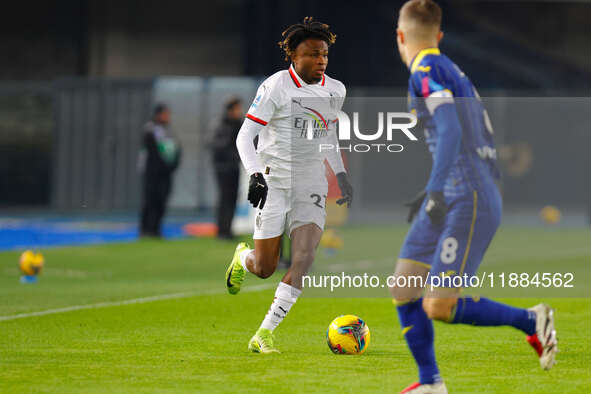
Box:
[249,224,322,353]
[248,237,282,278]
[421,287,460,321]
[225,236,281,295]
[282,223,323,289]
[390,259,429,302]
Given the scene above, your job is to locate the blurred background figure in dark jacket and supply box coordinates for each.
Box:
[210,97,244,240]
[138,103,181,238]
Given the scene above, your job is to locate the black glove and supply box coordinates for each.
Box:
[403,190,427,223]
[336,172,353,208]
[248,173,268,209]
[424,191,448,225]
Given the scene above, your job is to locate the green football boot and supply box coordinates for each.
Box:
[225,242,249,295]
[248,328,280,354]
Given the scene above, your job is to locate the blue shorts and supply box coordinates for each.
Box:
[399,186,502,287]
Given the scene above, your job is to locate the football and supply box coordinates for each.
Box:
[326,315,370,354]
[19,250,45,276]
[540,205,561,225]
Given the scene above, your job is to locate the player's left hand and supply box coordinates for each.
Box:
[336,172,353,208]
[425,191,448,225]
[404,190,427,223]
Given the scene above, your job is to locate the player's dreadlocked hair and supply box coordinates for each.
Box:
[278,17,336,61]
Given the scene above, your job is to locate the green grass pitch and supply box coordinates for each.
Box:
[1,225,590,393]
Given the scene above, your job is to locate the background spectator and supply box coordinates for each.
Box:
[209,97,244,239]
[138,103,181,237]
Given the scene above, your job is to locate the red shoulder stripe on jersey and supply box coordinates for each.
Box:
[289,67,302,88]
[246,113,268,126]
[321,74,325,86]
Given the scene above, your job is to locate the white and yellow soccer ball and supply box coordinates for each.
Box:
[19,250,44,276]
[326,315,370,354]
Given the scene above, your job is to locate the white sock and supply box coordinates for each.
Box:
[260,282,301,332]
[239,249,253,273]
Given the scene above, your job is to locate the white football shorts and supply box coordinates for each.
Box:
[253,181,328,239]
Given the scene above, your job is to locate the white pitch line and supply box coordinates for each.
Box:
[0,283,274,322]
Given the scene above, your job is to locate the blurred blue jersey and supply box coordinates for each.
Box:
[408,48,500,200]
[400,48,503,278]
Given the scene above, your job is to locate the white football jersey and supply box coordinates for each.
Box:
[246,65,346,188]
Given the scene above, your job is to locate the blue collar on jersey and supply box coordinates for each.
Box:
[409,47,440,74]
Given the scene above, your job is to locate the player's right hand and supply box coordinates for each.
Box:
[248,173,268,209]
[403,190,426,223]
[425,191,448,225]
